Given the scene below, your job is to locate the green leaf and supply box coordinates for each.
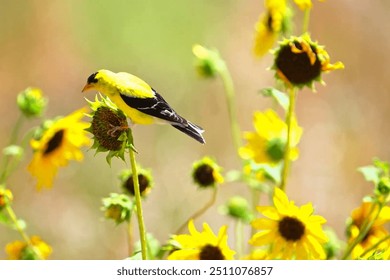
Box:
[373,158,389,176]
[358,166,380,185]
[131,233,161,260]
[261,87,289,111]
[0,211,12,226]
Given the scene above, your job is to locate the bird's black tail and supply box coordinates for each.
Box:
[172,121,205,144]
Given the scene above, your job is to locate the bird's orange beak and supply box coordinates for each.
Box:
[82,84,94,92]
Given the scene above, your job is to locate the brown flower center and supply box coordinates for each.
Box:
[44,130,64,155]
[266,12,274,32]
[278,216,305,241]
[124,174,150,196]
[199,244,225,260]
[193,164,215,187]
[275,41,321,85]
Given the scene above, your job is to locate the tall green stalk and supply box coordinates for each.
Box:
[128,129,147,260]
[219,66,242,155]
[280,87,296,191]
[0,114,24,184]
[302,8,311,34]
[176,187,218,234]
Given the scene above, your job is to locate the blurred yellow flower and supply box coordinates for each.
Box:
[239,109,302,165]
[28,108,90,190]
[253,0,289,57]
[250,188,328,259]
[168,220,235,260]
[347,202,390,259]
[242,248,268,260]
[5,236,52,260]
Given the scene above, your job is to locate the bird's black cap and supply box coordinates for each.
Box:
[87,72,99,84]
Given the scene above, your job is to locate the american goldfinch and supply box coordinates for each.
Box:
[82,69,205,144]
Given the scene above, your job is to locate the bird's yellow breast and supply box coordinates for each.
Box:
[109,94,155,125]
[94,69,157,124]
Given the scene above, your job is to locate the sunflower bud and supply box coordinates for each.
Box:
[376,177,390,197]
[17,87,47,118]
[119,168,153,198]
[273,33,344,89]
[223,196,253,222]
[192,45,225,78]
[86,95,130,163]
[192,156,224,188]
[102,193,133,224]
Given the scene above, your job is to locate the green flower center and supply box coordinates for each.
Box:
[275,41,321,85]
[124,174,150,196]
[44,129,64,155]
[278,216,305,241]
[199,244,225,260]
[21,246,40,260]
[266,138,286,162]
[193,164,215,187]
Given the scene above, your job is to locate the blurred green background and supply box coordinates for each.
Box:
[1,0,389,259]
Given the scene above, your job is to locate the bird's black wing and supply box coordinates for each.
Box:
[119,89,187,125]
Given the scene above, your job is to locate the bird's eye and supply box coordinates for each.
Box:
[87,72,99,84]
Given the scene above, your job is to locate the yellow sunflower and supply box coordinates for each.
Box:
[249,187,328,259]
[347,202,390,259]
[239,109,302,165]
[242,248,268,260]
[168,220,235,260]
[253,0,290,57]
[5,236,52,260]
[28,108,90,190]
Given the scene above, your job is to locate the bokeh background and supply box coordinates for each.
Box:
[1,0,389,259]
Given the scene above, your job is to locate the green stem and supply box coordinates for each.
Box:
[11,114,25,144]
[127,219,133,257]
[126,203,136,257]
[342,202,382,259]
[280,87,296,191]
[5,204,42,259]
[250,188,260,237]
[0,114,24,184]
[219,66,242,155]
[128,130,147,260]
[235,219,244,259]
[302,8,311,34]
[176,187,218,234]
